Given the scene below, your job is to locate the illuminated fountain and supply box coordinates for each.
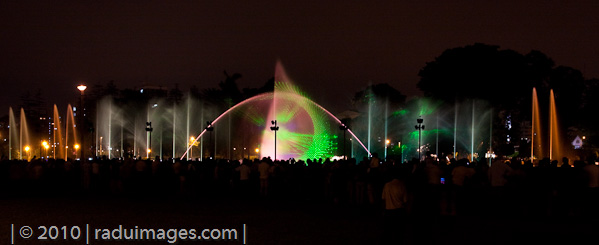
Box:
[20,108,31,161]
[530,87,564,162]
[183,63,371,160]
[549,89,562,161]
[531,87,542,160]
[52,104,64,159]
[387,97,493,162]
[65,104,78,160]
[7,107,31,160]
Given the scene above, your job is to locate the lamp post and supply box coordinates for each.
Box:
[339,124,348,160]
[146,122,153,159]
[77,84,87,161]
[415,117,425,161]
[270,120,279,160]
[206,121,213,159]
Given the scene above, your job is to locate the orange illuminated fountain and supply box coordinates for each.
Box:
[53,104,64,159]
[531,88,542,161]
[20,108,30,161]
[549,89,562,161]
[65,104,78,160]
[531,88,563,162]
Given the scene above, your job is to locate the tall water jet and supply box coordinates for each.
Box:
[108,99,112,159]
[19,108,31,160]
[453,100,458,157]
[53,105,64,159]
[384,98,388,160]
[488,109,493,166]
[173,102,177,162]
[531,87,542,161]
[471,100,475,161]
[549,89,561,160]
[8,107,16,160]
[20,108,31,160]
[367,90,372,153]
[65,104,78,160]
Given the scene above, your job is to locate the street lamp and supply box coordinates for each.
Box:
[270,120,279,160]
[339,124,349,160]
[415,117,425,161]
[206,121,213,159]
[146,122,153,159]
[77,84,87,162]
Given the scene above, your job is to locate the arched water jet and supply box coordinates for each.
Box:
[181,92,371,160]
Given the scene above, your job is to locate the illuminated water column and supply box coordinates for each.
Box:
[453,101,458,157]
[65,104,78,160]
[200,102,204,161]
[531,87,542,161]
[489,109,493,166]
[53,105,64,159]
[471,100,475,161]
[549,89,561,160]
[19,108,31,161]
[19,108,24,160]
[108,99,112,159]
[384,98,388,160]
[186,96,190,161]
[8,107,14,160]
[367,93,372,153]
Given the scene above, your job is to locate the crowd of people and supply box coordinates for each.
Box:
[1,152,599,219]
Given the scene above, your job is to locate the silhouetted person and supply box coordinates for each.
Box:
[488,159,512,216]
[236,160,251,198]
[381,170,408,244]
[258,159,270,196]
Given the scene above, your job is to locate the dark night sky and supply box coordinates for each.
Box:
[1,0,598,116]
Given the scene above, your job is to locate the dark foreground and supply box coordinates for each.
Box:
[1,195,597,245]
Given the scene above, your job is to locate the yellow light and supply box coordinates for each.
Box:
[44,145,50,150]
[77,84,87,92]
[583,136,586,140]
[385,139,390,145]
[147,149,152,153]
[190,136,195,142]
[255,148,260,153]
[74,144,80,150]
[42,141,48,146]
[24,146,30,152]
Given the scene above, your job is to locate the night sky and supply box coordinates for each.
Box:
[1,0,598,116]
